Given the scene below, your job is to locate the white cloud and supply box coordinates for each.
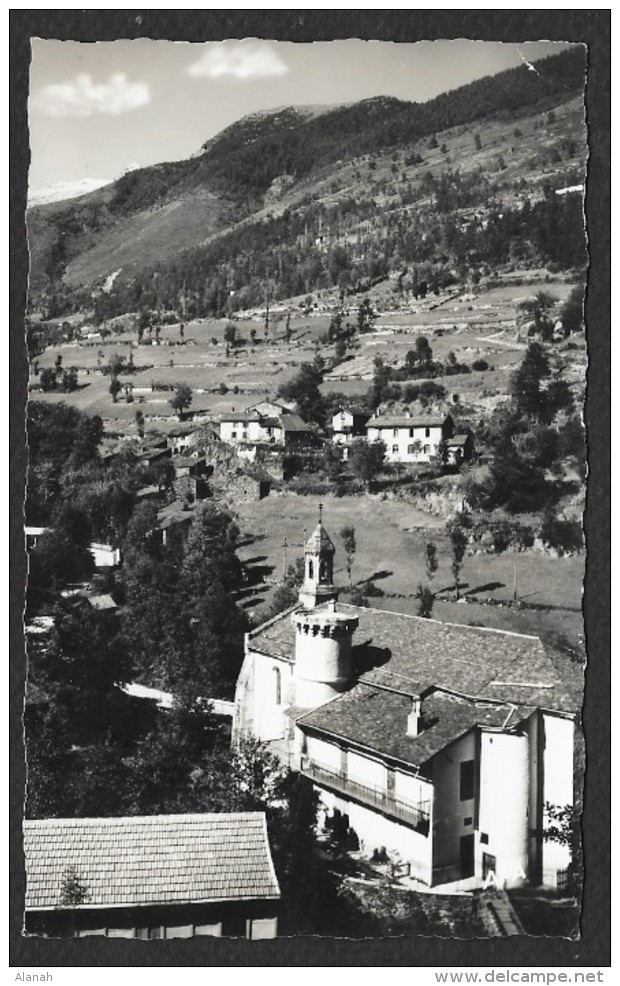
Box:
[31,73,151,118]
[187,42,288,81]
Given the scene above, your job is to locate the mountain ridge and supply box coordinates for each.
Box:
[26,47,586,316]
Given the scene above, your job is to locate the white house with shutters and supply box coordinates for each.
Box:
[219,408,312,448]
[365,413,454,463]
[233,514,582,892]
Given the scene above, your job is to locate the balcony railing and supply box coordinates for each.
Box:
[300,757,430,836]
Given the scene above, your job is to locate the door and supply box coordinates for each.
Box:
[460,834,475,878]
[482,852,497,882]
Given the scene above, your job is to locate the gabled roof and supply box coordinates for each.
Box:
[333,407,370,420]
[248,603,582,714]
[297,685,533,769]
[221,412,263,424]
[157,502,194,530]
[279,413,312,433]
[367,416,448,429]
[447,434,471,447]
[24,813,280,911]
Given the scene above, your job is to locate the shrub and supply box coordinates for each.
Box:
[472,359,489,371]
[416,584,434,619]
[541,515,583,556]
[349,586,369,607]
[362,581,384,598]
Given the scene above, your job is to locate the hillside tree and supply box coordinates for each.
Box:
[169,383,193,419]
[447,518,468,600]
[339,526,357,588]
[425,542,438,584]
[349,439,386,489]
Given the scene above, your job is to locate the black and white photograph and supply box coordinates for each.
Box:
[11,12,610,966]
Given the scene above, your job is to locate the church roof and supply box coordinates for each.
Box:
[247,603,583,714]
[305,522,335,555]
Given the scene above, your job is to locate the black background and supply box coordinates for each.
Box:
[10,9,611,969]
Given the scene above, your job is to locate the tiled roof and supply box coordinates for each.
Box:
[447,434,471,446]
[279,413,312,433]
[297,685,533,768]
[367,416,447,429]
[24,813,280,911]
[249,604,582,713]
[333,407,370,419]
[221,412,263,423]
[157,502,194,529]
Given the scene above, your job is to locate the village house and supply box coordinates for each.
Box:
[89,542,122,568]
[233,516,581,892]
[156,501,194,546]
[216,467,272,505]
[166,424,201,456]
[365,413,454,464]
[171,455,209,503]
[25,527,121,568]
[219,409,313,449]
[23,813,280,939]
[330,407,371,459]
[444,432,475,468]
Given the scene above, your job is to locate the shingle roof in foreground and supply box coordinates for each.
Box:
[24,813,280,911]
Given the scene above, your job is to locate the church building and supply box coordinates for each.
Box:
[233,512,582,892]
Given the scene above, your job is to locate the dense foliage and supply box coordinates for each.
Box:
[467,343,586,516]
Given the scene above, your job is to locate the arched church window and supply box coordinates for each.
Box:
[308,560,314,580]
[274,667,281,706]
[319,558,328,580]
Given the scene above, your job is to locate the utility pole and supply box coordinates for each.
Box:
[513,557,518,602]
[282,537,288,580]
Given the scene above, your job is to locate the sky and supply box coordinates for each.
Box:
[28,38,574,192]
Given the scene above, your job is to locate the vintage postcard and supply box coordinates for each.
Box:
[16,20,604,960]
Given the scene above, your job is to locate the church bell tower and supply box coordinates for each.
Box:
[298,504,338,609]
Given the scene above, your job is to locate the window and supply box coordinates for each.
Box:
[409,427,414,438]
[460,834,475,878]
[308,560,314,580]
[425,427,431,437]
[274,667,282,706]
[165,925,193,939]
[231,431,237,439]
[464,816,473,826]
[423,444,431,454]
[460,760,475,801]
[393,428,398,437]
[249,917,278,940]
[392,444,399,454]
[195,923,222,937]
[407,444,416,454]
[480,832,489,845]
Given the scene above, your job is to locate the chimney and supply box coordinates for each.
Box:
[407,695,423,738]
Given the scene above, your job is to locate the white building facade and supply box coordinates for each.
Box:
[365,414,453,463]
[233,517,581,892]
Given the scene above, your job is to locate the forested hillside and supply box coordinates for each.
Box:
[27,47,587,320]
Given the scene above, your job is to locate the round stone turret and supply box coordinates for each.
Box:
[291,602,359,709]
